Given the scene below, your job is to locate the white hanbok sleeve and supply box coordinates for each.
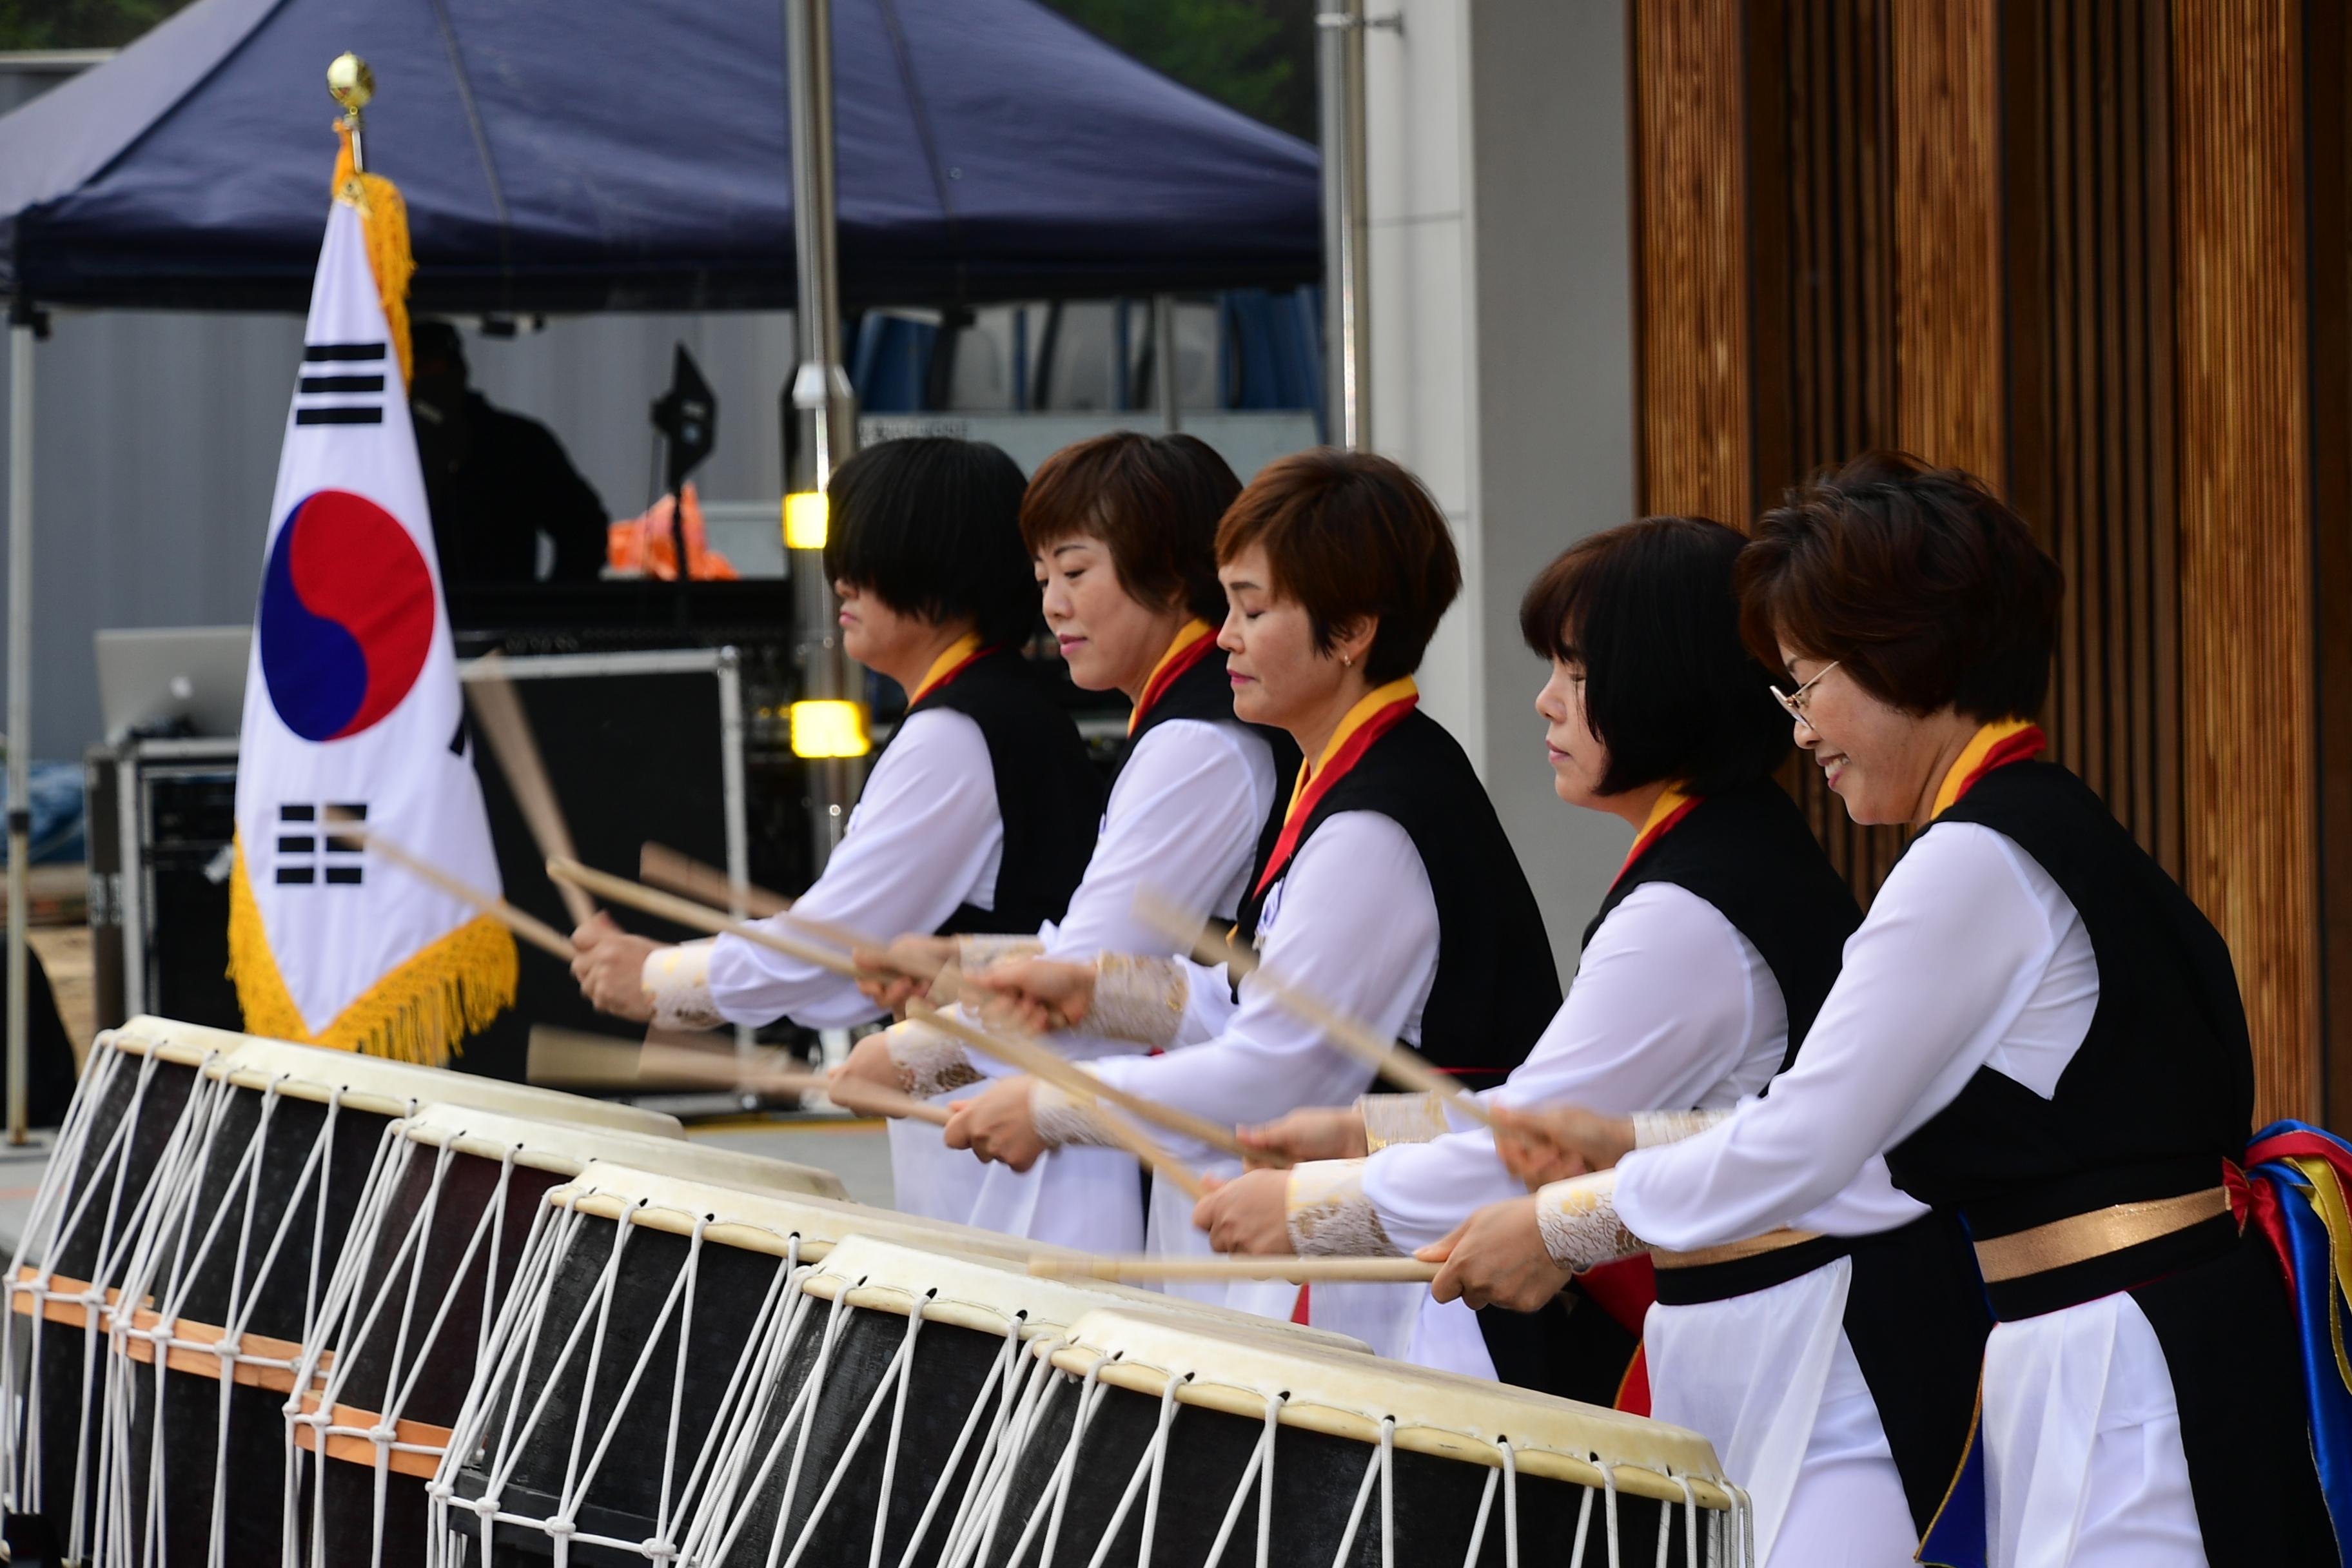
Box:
[1614,823,2084,1250]
[704,708,1003,1030]
[1358,881,1781,1252]
[1087,812,1437,1130]
[1044,720,1273,961]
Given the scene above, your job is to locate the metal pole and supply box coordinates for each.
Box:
[1317,2,1372,450]
[7,322,33,1144]
[785,0,862,871]
[1153,295,1181,434]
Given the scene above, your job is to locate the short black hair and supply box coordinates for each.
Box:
[822,437,1038,647]
[1519,516,1790,796]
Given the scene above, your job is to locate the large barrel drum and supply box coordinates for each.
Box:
[287,1102,846,1568]
[57,1019,679,1568]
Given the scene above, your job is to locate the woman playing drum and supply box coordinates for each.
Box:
[836,432,1291,1249]
[945,448,1556,1346]
[565,436,1102,1210]
[1462,452,2334,1566]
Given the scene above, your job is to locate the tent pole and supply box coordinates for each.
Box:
[1153,295,1181,434]
[1317,1,1373,451]
[6,320,32,1144]
[785,0,862,874]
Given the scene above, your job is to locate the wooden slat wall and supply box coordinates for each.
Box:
[1632,0,1752,527]
[2003,0,2182,881]
[1750,0,1908,894]
[2171,0,2318,1124]
[1890,0,2004,484]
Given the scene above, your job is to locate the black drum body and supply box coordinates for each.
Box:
[301,1146,567,1568]
[7,1043,208,1562]
[117,1086,395,1567]
[976,1373,1680,1567]
[453,1211,802,1566]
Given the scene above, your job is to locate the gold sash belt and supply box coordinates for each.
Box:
[1972,1186,2232,1284]
[1651,1228,1823,1270]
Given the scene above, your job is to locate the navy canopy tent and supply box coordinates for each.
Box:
[0,0,1320,312]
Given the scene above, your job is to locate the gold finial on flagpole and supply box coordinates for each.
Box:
[327,52,374,172]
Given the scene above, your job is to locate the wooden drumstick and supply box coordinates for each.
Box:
[545,859,1222,1186]
[524,1026,952,1124]
[324,816,576,961]
[1135,888,1496,1130]
[466,653,596,928]
[640,843,791,918]
[635,843,896,963]
[1026,1254,1439,1284]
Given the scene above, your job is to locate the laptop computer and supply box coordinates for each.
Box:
[95,626,251,741]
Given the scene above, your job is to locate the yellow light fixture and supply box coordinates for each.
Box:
[783,491,829,551]
[789,700,869,758]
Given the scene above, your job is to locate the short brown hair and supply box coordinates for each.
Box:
[1520,517,1790,796]
[1020,433,1240,623]
[1215,448,1462,685]
[1737,451,2064,720]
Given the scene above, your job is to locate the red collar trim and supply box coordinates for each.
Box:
[1937,723,2048,816]
[910,640,993,705]
[1127,622,1219,736]
[1250,692,1419,898]
[1608,791,1701,893]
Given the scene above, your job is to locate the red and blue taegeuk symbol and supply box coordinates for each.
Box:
[259,489,435,741]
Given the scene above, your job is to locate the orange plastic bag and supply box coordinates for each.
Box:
[607,481,739,580]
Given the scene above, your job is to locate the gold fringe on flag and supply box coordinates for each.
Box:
[331,121,415,389]
[226,838,518,1066]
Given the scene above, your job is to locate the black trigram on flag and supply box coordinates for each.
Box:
[293,340,386,426]
[275,801,367,885]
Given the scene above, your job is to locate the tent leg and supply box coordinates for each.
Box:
[6,320,32,1145]
[1153,294,1181,435]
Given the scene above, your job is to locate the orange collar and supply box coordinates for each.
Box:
[1253,677,1420,898]
[1930,718,2046,818]
[909,632,986,704]
[1128,618,1217,736]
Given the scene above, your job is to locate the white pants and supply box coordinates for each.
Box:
[1645,1260,1914,1567]
[1981,1293,2204,1568]
[885,1092,1145,1253]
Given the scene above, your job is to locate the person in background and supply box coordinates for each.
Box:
[409,318,609,589]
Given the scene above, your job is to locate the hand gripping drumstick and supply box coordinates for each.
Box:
[466,652,596,928]
[322,814,576,961]
[525,1025,950,1124]
[1134,887,1496,1130]
[1028,1255,1439,1284]
[545,858,1226,1188]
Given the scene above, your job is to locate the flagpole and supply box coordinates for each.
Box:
[6,312,33,1145]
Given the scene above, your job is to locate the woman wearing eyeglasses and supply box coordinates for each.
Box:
[943,447,1558,1343]
[1467,451,2332,1566]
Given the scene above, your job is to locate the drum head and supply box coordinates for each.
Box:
[542,1162,1040,1264]
[395,1102,848,1200]
[1040,1306,1733,1509]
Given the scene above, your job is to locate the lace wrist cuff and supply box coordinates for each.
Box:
[956,934,1045,971]
[1360,1092,1449,1152]
[1031,1079,1119,1150]
[643,941,724,1031]
[1088,954,1189,1047]
[885,1020,983,1099]
[1284,1160,1402,1257]
[1533,1171,1643,1272]
[1631,1108,1733,1149]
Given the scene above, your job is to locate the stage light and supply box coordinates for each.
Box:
[789,699,868,758]
[783,491,828,550]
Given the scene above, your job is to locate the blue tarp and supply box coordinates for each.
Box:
[0,0,1320,313]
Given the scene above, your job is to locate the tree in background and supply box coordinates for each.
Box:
[1,0,1318,144]
[0,0,184,50]
[1041,0,1316,142]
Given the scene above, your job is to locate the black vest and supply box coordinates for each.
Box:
[1580,778,1860,1070]
[1883,761,2251,1225]
[899,647,1103,937]
[1233,708,1558,1090]
[1116,644,1301,908]
[1882,760,2333,1558]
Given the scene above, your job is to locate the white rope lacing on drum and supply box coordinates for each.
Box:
[1068,1371,1182,1568]
[1460,1435,1512,1568]
[1671,1474,1700,1568]
[1732,1480,1755,1568]
[686,1259,847,1565]
[889,1317,1021,1568]
[1325,1415,1394,1568]
[769,1283,941,1568]
[993,1360,1109,1568]
[941,1331,1067,1568]
[665,1241,810,1564]
[1198,1386,1283,1568]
